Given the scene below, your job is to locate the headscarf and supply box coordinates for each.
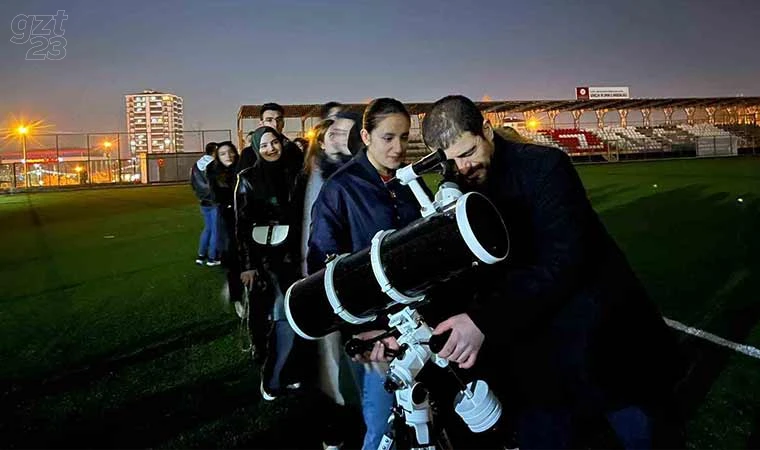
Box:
[250,126,292,216]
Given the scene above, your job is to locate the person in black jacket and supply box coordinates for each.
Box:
[235,126,302,401]
[208,141,243,314]
[190,141,220,266]
[237,131,257,174]
[415,95,683,448]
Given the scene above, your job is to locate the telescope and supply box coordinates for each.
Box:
[285,149,510,341]
[284,149,511,449]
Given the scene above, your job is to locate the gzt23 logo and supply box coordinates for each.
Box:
[11,11,68,60]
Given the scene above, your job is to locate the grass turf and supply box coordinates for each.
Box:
[1,156,759,448]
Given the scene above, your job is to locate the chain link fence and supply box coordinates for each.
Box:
[0,130,231,191]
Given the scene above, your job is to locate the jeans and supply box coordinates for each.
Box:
[259,268,299,391]
[351,361,395,450]
[606,406,652,449]
[198,205,218,259]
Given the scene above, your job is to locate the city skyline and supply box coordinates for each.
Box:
[1,0,759,137]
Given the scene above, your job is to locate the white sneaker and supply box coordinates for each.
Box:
[286,382,302,390]
[206,259,221,267]
[233,300,246,319]
[323,444,342,450]
[260,380,277,401]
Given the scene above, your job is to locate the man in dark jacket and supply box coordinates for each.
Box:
[190,141,220,266]
[419,95,682,448]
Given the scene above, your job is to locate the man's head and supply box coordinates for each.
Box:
[260,103,285,133]
[321,101,343,120]
[205,142,218,155]
[422,95,495,186]
[244,131,254,147]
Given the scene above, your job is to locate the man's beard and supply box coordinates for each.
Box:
[319,153,352,178]
[443,166,486,192]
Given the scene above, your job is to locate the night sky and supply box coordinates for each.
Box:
[1,0,758,134]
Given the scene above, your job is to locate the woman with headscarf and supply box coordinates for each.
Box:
[235,126,302,400]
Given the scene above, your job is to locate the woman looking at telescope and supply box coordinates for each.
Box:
[307,98,425,450]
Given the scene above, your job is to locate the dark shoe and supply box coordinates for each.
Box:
[251,346,266,365]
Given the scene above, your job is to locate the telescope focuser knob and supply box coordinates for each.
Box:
[428,330,453,354]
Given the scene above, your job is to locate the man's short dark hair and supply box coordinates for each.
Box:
[422,95,484,151]
[320,101,342,119]
[205,142,218,155]
[260,102,284,119]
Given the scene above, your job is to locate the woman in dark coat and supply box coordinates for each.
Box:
[235,126,303,400]
[208,141,244,315]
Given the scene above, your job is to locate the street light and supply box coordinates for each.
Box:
[17,125,29,188]
[103,140,113,158]
[103,140,114,182]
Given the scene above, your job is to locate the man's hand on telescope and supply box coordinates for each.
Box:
[240,270,258,290]
[433,313,484,369]
[352,330,400,363]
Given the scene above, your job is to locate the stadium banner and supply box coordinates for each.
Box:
[576,86,630,100]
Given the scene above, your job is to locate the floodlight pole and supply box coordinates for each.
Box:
[22,134,28,188]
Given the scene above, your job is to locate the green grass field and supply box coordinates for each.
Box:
[1,157,759,448]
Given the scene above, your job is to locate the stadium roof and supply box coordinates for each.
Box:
[239,97,760,119]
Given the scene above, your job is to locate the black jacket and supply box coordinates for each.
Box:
[190,155,215,206]
[453,134,680,412]
[236,146,257,174]
[235,159,302,275]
